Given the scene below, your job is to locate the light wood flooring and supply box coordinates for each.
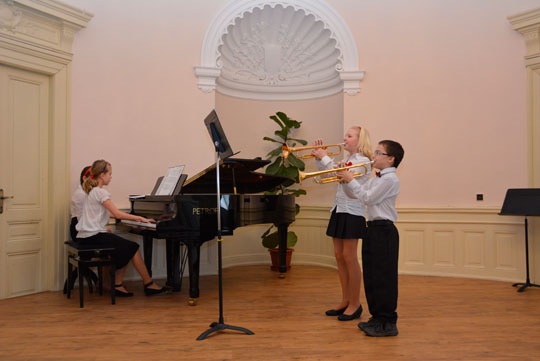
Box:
[0,265,539,361]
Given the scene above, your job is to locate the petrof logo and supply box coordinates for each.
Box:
[193,207,218,215]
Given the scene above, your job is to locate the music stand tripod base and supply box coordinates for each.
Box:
[197,322,255,341]
[512,282,540,292]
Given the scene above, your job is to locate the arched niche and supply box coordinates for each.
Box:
[194,0,364,100]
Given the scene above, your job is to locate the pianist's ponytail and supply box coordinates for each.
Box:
[82,159,111,194]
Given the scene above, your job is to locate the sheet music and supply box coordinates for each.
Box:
[155,165,185,196]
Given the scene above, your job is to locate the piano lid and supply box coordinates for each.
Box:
[182,158,293,194]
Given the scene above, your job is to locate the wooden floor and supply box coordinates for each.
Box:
[1,265,539,361]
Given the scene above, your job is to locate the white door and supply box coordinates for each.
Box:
[0,64,49,299]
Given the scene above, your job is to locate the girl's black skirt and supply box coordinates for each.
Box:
[76,232,139,269]
[326,209,367,239]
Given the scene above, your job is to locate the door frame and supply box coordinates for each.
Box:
[0,0,92,292]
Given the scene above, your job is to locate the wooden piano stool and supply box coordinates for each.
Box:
[65,240,116,308]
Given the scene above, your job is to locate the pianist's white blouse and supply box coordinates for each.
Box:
[76,187,111,239]
[70,184,86,220]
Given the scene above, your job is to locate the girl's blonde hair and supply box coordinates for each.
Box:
[82,159,111,194]
[351,126,373,160]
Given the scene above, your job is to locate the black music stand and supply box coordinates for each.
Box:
[499,188,540,292]
[197,110,254,341]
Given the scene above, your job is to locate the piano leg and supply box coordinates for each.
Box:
[143,234,154,277]
[166,238,182,292]
[278,224,288,277]
[186,241,201,306]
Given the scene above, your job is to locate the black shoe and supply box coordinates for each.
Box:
[357,317,378,331]
[325,306,347,316]
[337,305,363,321]
[114,283,134,297]
[363,321,398,337]
[144,282,167,296]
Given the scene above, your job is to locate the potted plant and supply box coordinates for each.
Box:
[261,111,307,271]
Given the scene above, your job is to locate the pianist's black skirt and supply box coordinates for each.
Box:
[76,233,139,269]
[326,209,367,239]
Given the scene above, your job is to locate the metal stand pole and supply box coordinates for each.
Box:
[512,217,540,292]
[197,149,254,340]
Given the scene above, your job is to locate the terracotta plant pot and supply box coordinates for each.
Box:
[268,248,294,271]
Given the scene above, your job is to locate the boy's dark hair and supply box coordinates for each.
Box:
[379,140,404,168]
[79,166,91,185]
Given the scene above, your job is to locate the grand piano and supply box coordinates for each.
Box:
[120,157,295,305]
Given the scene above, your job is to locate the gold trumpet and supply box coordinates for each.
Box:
[282,143,344,160]
[299,161,374,184]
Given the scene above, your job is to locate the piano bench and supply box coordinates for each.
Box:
[64,240,117,308]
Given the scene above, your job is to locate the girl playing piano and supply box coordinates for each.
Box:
[76,159,167,297]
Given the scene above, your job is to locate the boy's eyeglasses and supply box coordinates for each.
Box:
[374,151,389,156]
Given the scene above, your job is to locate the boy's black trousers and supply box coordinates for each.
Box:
[362,221,399,323]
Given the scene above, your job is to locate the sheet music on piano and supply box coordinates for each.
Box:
[154,165,185,196]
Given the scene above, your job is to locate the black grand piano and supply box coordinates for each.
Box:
[120,157,295,305]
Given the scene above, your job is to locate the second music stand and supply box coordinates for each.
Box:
[499,188,540,292]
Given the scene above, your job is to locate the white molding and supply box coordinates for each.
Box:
[194,0,364,99]
[1,0,93,60]
[0,0,91,296]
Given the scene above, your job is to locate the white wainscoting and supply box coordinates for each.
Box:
[119,206,528,283]
[223,206,528,283]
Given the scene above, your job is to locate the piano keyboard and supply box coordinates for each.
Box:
[121,219,157,229]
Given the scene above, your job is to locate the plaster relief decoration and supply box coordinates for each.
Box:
[0,0,21,32]
[195,0,364,100]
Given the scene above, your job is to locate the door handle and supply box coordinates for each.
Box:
[0,189,13,214]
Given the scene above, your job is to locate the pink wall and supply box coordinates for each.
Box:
[67,0,540,209]
[337,0,540,207]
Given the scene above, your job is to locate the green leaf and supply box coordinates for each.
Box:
[287,153,305,171]
[277,112,302,130]
[280,165,299,179]
[287,231,298,248]
[261,230,279,248]
[288,138,308,145]
[285,188,307,197]
[265,157,282,175]
[270,115,285,129]
[275,129,288,140]
[266,145,283,158]
[295,203,300,215]
[261,230,297,248]
[261,225,274,238]
[263,136,281,143]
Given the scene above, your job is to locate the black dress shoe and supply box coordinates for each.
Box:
[363,321,398,337]
[144,282,167,296]
[325,306,347,316]
[338,305,363,321]
[114,283,134,297]
[358,317,378,331]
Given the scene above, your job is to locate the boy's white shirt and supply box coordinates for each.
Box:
[342,167,400,222]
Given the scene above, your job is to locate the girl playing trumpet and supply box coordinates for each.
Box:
[311,126,373,321]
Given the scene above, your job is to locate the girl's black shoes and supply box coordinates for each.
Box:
[144,281,167,296]
[337,305,363,321]
[325,306,347,316]
[114,284,134,297]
